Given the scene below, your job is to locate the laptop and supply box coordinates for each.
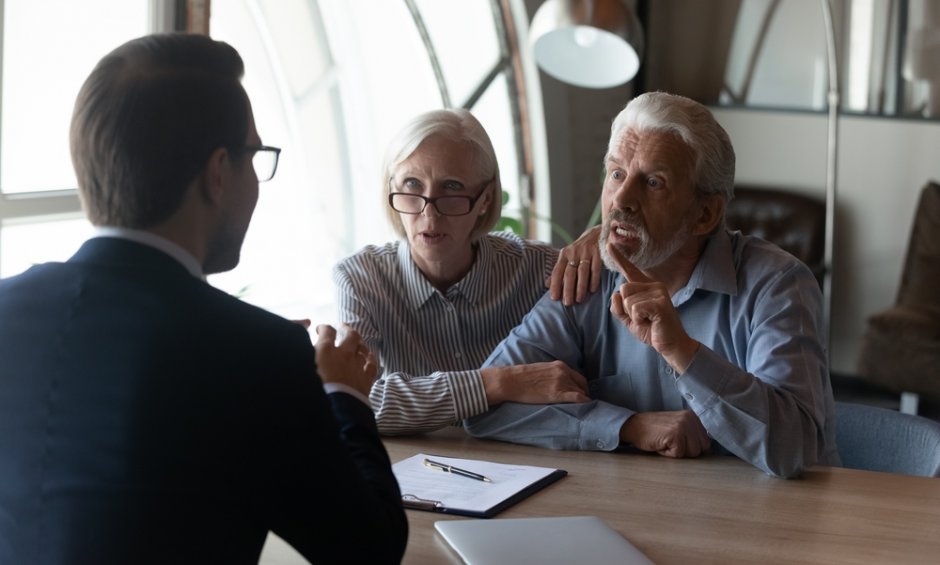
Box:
[434,515,655,564]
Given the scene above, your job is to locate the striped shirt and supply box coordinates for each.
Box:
[333,231,558,434]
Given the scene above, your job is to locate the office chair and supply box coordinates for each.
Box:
[835,401,940,477]
[857,180,940,414]
[725,185,827,288]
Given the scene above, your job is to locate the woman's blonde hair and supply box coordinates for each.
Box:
[381,108,502,240]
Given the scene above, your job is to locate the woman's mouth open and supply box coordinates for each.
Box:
[418,230,447,243]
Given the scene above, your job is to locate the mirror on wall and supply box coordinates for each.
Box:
[643,0,940,119]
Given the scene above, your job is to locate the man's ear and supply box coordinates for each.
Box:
[692,194,726,236]
[200,147,230,205]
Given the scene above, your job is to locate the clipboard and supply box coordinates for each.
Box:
[392,453,567,518]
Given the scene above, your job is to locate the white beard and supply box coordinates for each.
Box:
[599,211,692,272]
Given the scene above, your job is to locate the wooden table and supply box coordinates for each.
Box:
[384,428,940,564]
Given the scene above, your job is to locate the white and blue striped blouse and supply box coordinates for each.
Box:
[333,231,557,434]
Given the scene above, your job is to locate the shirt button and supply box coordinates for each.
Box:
[684,392,694,401]
[596,440,606,449]
[666,367,675,375]
[454,352,462,358]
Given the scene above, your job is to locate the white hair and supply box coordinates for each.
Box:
[608,91,736,204]
[381,108,502,240]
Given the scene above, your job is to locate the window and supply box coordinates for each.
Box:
[0,0,164,277]
[0,1,541,326]
[209,0,534,321]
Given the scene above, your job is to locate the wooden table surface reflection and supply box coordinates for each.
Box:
[382,428,940,564]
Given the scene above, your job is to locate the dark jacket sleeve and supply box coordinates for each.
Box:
[243,325,407,564]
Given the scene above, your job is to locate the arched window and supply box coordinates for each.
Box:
[208,0,539,321]
[0,0,159,276]
[0,0,545,325]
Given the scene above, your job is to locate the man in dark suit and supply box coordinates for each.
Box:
[0,33,407,564]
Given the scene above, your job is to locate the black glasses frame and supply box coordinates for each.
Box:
[231,144,282,182]
[387,178,493,217]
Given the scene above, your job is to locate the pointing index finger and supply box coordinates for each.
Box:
[606,242,652,283]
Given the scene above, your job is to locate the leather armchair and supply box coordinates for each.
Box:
[725,185,827,287]
[857,181,940,403]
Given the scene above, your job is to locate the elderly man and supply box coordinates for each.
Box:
[465,92,839,479]
[0,34,406,563]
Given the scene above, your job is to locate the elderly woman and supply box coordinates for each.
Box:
[333,108,600,434]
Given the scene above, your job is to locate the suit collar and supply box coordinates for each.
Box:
[92,227,203,278]
[70,237,198,281]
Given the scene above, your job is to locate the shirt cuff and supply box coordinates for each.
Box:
[578,401,633,451]
[444,370,489,420]
[323,382,372,408]
[674,345,730,411]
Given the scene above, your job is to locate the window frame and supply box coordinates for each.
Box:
[0,0,179,270]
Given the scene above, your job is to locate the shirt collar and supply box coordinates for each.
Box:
[396,236,492,309]
[673,230,738,305]
[397,242,438,310]
[92,227,204,279]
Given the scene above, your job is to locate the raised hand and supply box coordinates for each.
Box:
[314,323,378,397]
[606,242,699,373]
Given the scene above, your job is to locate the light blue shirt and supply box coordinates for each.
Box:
[464,230,840,478]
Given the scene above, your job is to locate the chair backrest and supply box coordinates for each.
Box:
[896,180,940,308]
[725,185,826,287]
[835,401,940,477]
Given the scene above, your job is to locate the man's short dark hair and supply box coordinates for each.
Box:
[70,33,249,228]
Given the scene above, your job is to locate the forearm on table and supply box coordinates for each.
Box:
[370,370,488,435]
[464,400,629,451]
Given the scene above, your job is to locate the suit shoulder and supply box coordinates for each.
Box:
[191,282,310,344]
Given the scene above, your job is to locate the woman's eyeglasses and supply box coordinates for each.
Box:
[387,178,492,216]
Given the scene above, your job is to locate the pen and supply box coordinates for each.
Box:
[423,458,492,483]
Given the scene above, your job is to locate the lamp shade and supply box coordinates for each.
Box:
[530,0,644,89]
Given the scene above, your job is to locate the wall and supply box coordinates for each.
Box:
[716,108,940,373]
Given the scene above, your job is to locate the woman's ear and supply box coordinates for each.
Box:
[479,181,495,215]
[692,194,726,236]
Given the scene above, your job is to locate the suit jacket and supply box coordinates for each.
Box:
[0,237,407,564]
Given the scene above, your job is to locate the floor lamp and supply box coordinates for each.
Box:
[820,0,839,367]
[528,0,644,234]
[529,0,644,89]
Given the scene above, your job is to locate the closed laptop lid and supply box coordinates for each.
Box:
[434,515,655,565]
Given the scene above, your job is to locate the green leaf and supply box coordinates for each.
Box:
[493,216,524,235]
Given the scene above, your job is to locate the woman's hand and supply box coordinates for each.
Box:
[547,225,602,306]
